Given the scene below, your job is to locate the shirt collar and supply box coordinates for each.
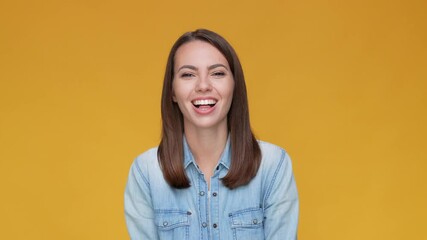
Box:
[183,134,231,170]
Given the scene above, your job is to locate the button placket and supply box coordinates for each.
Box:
[210,170,221,239]
[196,167,209,239]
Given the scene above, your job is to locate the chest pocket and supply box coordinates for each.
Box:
[229,207,265,240]
[154,210,191,240]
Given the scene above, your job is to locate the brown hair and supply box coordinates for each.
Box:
[157,29,261,189]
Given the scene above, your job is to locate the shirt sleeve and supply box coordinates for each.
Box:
[263,150,299,240]
[124,159,159,239]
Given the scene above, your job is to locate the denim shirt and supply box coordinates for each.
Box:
[124,138,299,240]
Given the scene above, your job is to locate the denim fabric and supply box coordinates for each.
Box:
[125,138,299,240]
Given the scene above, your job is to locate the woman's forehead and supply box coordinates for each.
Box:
[174,40,229,68]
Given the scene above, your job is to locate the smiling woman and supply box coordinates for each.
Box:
[172,40,234,136]
[124,29,299,240]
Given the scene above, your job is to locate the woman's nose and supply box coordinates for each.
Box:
[195,75,212,92]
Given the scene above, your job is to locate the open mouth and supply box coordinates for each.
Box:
[192,99,217,108]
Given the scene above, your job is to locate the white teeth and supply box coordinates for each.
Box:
[193,99,217,105]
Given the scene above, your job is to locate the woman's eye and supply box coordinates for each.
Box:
[212,71,225,77]
[181,73,194,78]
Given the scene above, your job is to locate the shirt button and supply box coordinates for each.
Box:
[187,211,192,215]
[163,221,168,226]
[202,222,207,228]
[213,223,218,228]
[199,191,205,196]
[212,192,217,197]
[253,219,258,224]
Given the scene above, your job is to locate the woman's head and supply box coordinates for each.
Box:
[172,40,234,131]
[158,29,261,189]
[161,29,248,131]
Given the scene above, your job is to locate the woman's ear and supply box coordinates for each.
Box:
[172,92,177,102]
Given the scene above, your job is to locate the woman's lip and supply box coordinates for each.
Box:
[192,103,216,115]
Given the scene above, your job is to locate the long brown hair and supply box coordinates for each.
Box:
[157,29,261,189]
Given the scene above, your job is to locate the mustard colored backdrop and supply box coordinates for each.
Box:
[1,0,426,239]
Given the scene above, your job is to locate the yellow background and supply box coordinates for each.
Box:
[1,0,426,239]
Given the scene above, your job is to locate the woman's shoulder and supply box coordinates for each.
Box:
[257,140,292,168]
[135,147,158,161]
[258,140,288,156]
[131,147,161,174]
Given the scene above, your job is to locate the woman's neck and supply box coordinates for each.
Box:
[184,124,228,181]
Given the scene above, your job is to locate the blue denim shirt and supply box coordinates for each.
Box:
[125,138,299,240]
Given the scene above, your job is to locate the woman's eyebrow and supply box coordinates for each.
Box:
[177,65,197,72]
[177,63,229,72]
[208,64,228,70]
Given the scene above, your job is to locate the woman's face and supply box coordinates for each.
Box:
[172,40,234,131]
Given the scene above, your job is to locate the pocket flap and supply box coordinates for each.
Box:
[229,208,264,228]
[154,210,191,230]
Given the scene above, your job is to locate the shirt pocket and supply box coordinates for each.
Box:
[154,209,191,240]
[229,207,265,240]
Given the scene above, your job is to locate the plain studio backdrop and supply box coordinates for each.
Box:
[0,0,426,239]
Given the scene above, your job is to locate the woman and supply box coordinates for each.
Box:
[125,29,299,240]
